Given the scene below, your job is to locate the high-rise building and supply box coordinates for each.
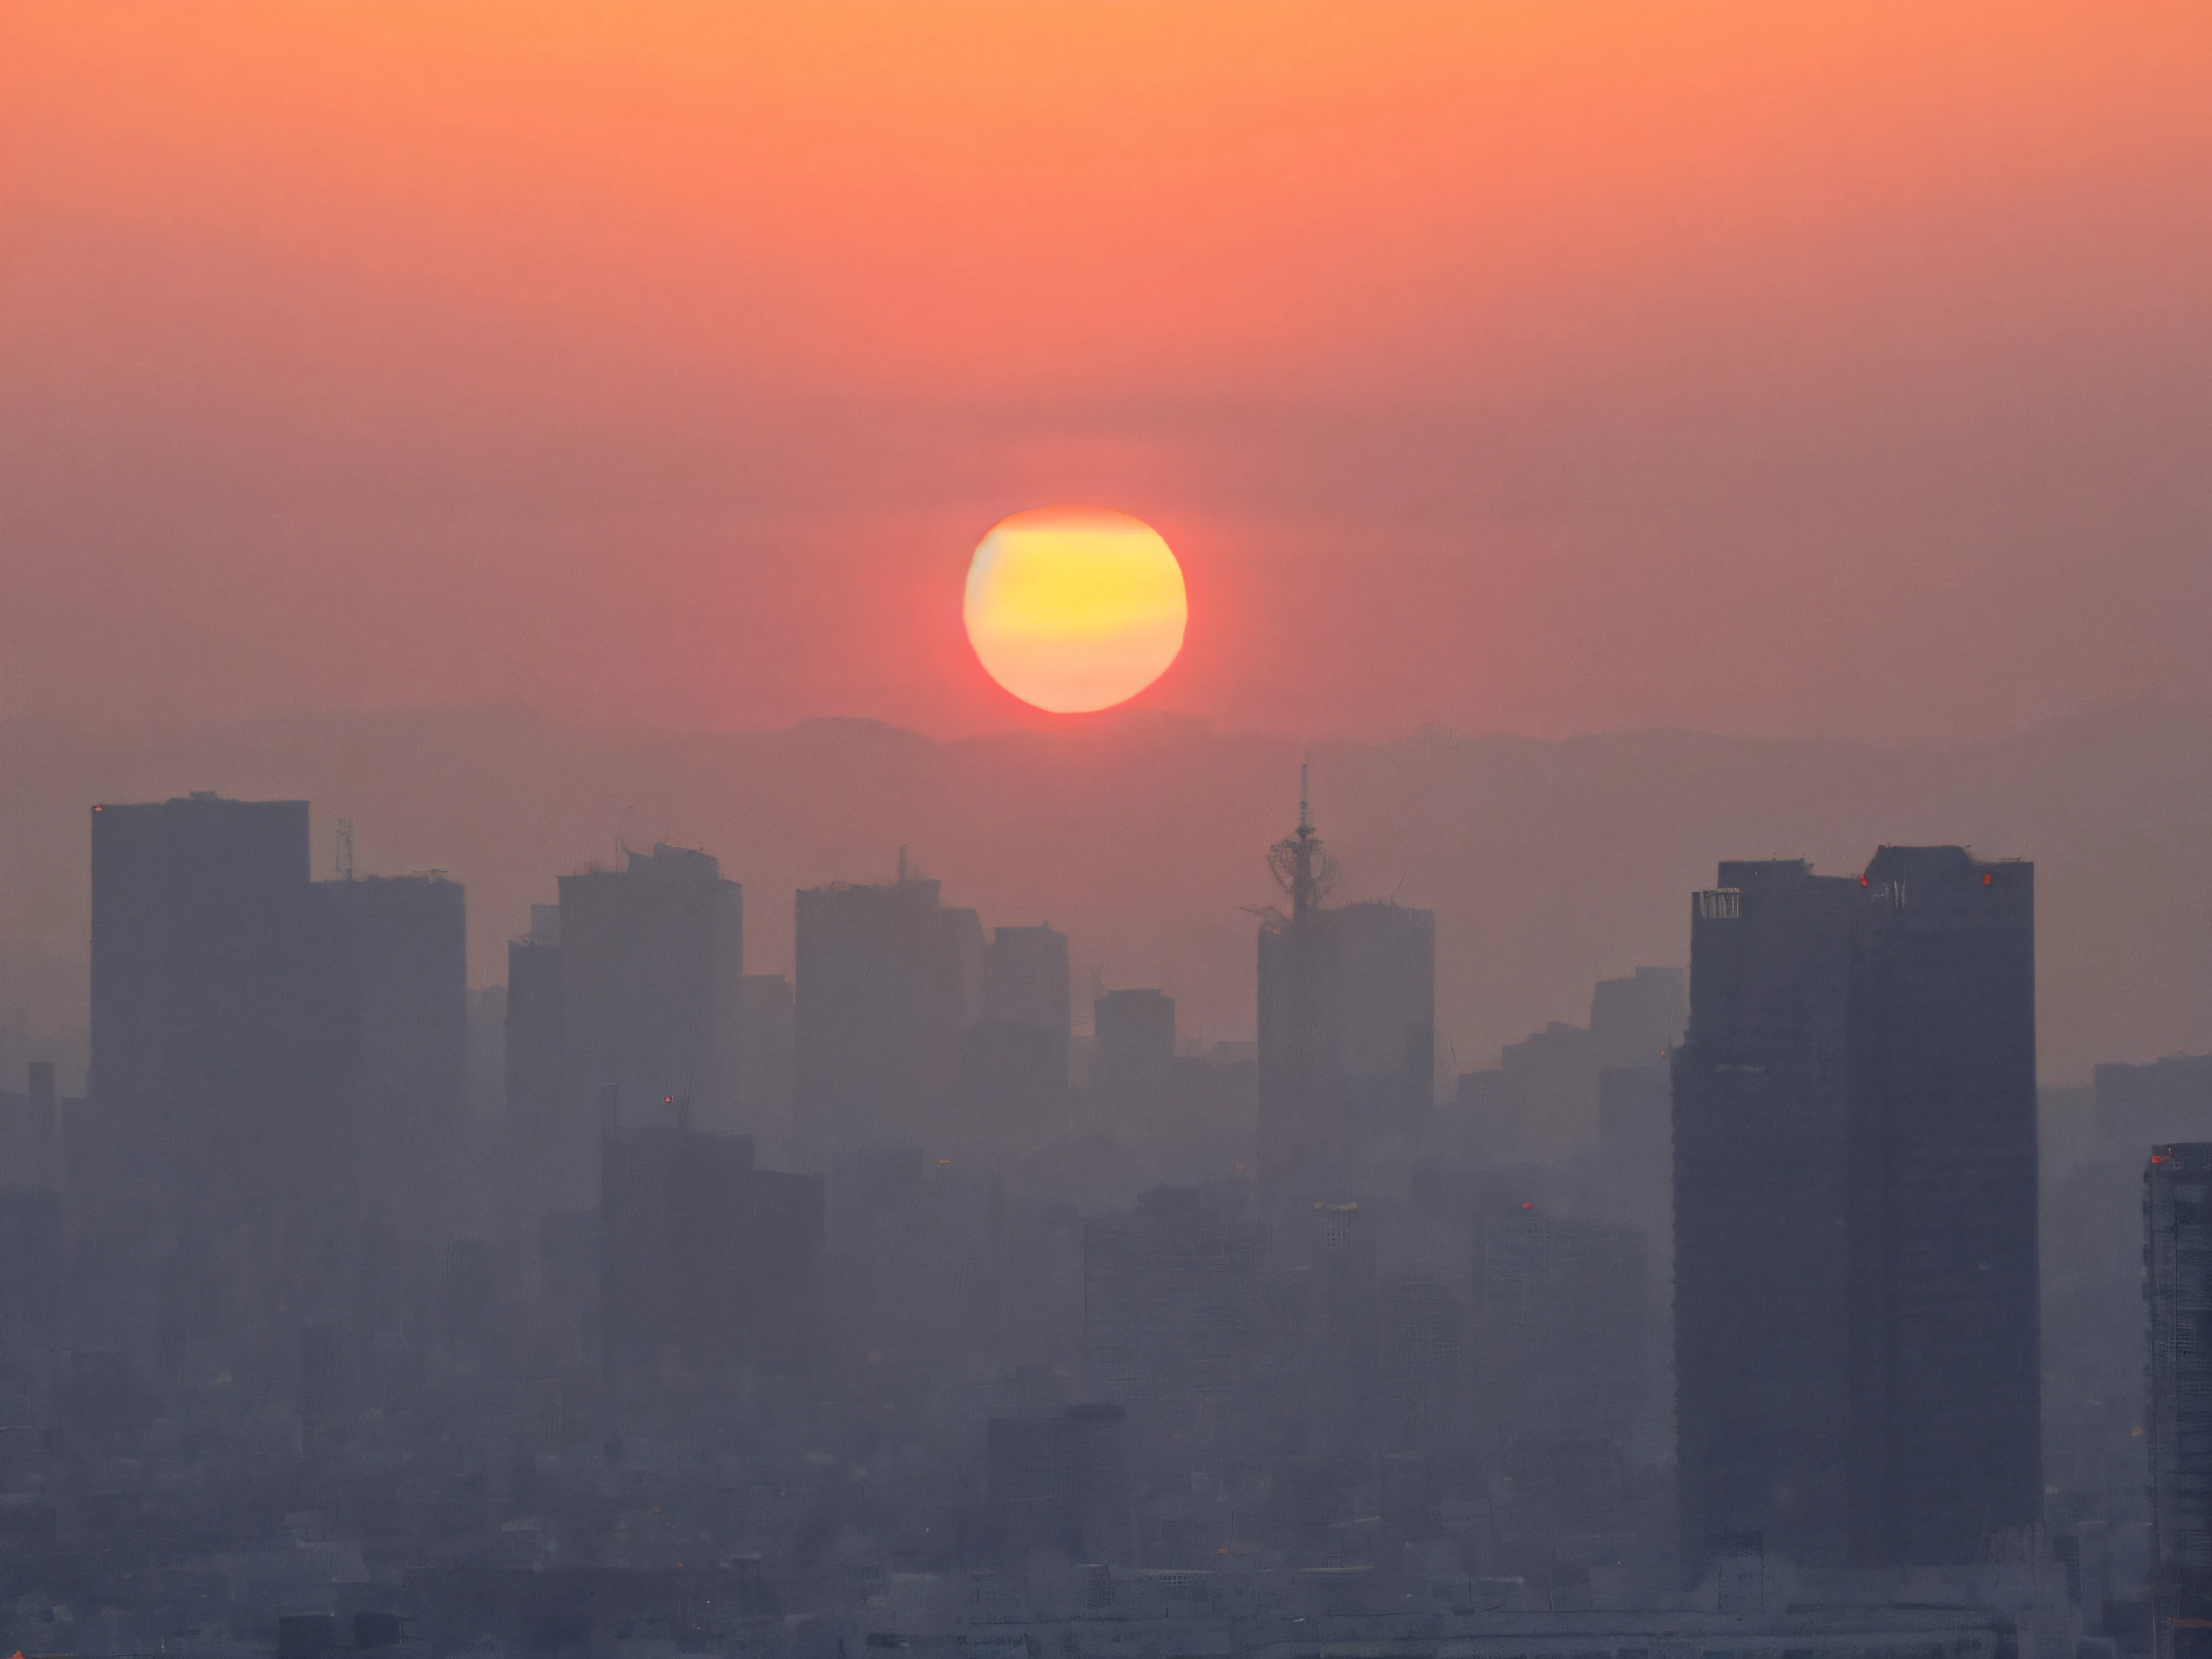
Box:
[88,794,334,1232]
[794,871,983,1161]
[1094,989,1175,1109]
[1256,791,1434,1202]
[557,844,743,1130]
[960,924,1071,1154]
[2148,1142,2212,1659]
[504,846,743,1211]
[321,872,467,1228]
[600,1125,824,1385]
[84,794,467,1374]
[1673,847,2039,1575]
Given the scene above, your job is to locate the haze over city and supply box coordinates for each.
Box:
[2,8,2210,1659]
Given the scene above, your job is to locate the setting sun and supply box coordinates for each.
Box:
[963,507,1187,713]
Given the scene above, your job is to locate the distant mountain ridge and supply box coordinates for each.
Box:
[4,700,2209,1091]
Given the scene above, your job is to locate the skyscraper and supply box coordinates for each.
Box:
[1095,988,1176,1110]
[1672,847,2039,1575]
[321,871,467,1229]
[84,794,467,1371]
[506,845,743,1211]
[960,923,1071,1153]
[2147,1142,2212,1659]
[90,795,327,1211]
[1255,784,1434,1203]
[794,869,983,1161]
[557,844,743,1130]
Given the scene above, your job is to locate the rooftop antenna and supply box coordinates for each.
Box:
[335,819,354,881]
[1267,759,1337,920]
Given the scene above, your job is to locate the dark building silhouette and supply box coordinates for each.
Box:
[1673,847,2039,1575]
[795,868,983,1161]
[959,923,1071,1157]
[599,1124,824,1384]
[87,795,333,1240]
[79,794,468,1386]
[1095,989,1176,1110]
[321,872,466,1230]
[504,846,743,1211]
[558,844,743,1132]
[1256,786,1434,1202]
[2149,1142,2212,1659]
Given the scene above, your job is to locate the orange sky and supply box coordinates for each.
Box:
[3,2,2208,740]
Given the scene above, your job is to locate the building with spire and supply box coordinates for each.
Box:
[1255,768,1435,1205]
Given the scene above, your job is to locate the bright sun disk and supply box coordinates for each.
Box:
[963,507,1186,713]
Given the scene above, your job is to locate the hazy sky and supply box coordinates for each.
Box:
[4,3,2208,741]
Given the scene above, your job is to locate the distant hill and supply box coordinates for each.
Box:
[4,700,2209,1091]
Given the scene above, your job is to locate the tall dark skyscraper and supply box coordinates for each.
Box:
[2148,1142,2212,1659]
[558,843,743,1128]
[1095,988,1176,1109]
[321,871,467,1229]
[1672,847,2039,1575]
[84,794,467,1375]
[961,922,1071,1151]
[506,845,743,1211]
[794,868,983,1162]
[88,795,334,1242]
[1256,785,1434,1203]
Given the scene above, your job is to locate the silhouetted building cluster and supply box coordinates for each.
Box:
[0,785,2159,1659]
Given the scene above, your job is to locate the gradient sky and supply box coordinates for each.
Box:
[4,2,2208,741]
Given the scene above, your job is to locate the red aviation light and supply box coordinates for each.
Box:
[1983,873,1994,885]
[1521,1202,1534,1210]
[1859,875,1870,887]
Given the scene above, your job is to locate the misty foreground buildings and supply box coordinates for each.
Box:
[0,785,2193,1659]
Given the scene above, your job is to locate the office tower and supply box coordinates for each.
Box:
[960,924,1071,1154]
[2148,1143,2212,1659]
[986,924,1072,1051]
[321,872,467,1227]
[1673,847,2039,1574]
[795,869,983,1160]
[557,844,743,1131]
[88,794,334,1233]
[84,794,468,1380]
[1256,791,1435,1202]
[1589,966,1686,1069]
[503,846,742,1212]
[600,1125,824,1385]
[1095,989,1176,1110]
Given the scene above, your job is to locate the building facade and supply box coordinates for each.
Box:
[1673,847,2039,1574]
